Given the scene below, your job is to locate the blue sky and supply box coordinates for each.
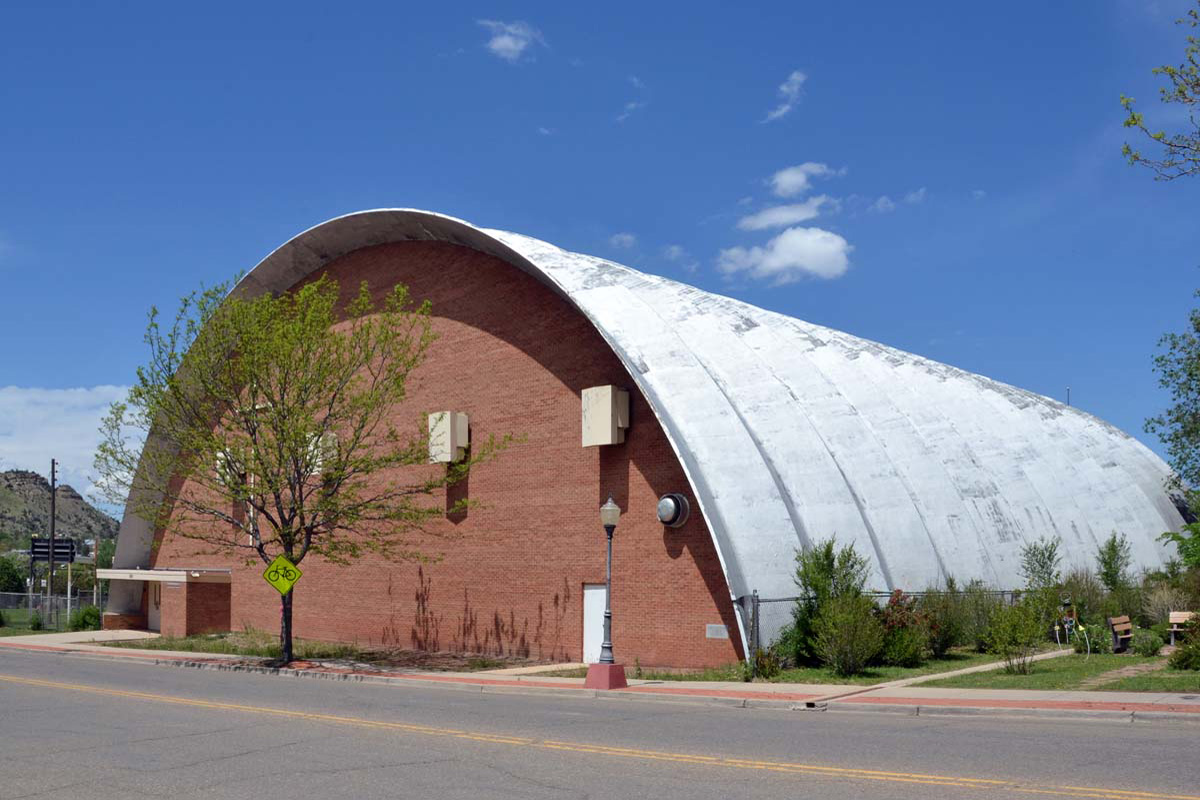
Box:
[1,1,1199,495]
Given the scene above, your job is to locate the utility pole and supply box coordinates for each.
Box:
[48,459,56,627]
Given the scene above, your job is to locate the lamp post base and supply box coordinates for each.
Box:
[584,663,628,690]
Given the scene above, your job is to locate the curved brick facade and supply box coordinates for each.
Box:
[151,241,742,668]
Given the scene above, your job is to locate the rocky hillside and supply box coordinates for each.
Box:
[0,470,118,549]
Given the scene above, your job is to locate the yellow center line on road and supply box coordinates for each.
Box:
[0,673,1194,800]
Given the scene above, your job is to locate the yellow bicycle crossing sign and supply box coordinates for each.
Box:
[262,554,302,595]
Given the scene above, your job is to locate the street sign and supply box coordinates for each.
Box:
[262,554,302,595]
[30,538,75,563]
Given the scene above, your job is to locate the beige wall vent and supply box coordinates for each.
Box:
[581,386,630,447]
[428,411,469,463]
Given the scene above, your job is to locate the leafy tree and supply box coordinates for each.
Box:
[1096,532,1132,592]
[0,556,25,594]
[95,539,115,570]
[1146,293,1200,499]
[1018,536,1062,591]
[1160,523,1200,569]
[95,274,505,664]
[1122,2,1200,180]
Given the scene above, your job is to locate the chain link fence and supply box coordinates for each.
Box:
[736,588,1021,677]
[0,591,107,633]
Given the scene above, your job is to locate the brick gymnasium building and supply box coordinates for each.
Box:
[101,209,1183,668]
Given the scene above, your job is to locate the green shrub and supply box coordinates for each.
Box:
[1142,582,1189,625]
[919,580,966,658]
[1169,617,1200,671]
[1130,628,1163,657]
[751,647,781,680]
[785,538,870,666]
[1023,585,1062,632]
[963,580,1002,652]
[877,590,927,667]
[880,625,926,667]
[1074,620,1112,654]
[1106,584,1147,626]
[1059,569,1106,627]
[1096,532,1132,592]
[986,601,1043,674]
[1019,536,1062,591]
[815,595,884,677]
[1171,641,1200,670]
[29,612,43,631]
[67,605,101,632]
[0,556,24,593]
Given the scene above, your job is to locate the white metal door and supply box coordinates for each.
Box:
[583,584,606,664]
[147,582,161,632]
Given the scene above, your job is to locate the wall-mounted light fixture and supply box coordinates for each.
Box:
[656,493,690,528]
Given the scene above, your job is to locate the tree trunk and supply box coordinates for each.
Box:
[280,590,294,665]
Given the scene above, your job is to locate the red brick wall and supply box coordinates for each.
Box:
[159,581,186,637]
[151,241,742,668]
[102,612,146,631]
[158,581,231,637]
[188,583,231,636]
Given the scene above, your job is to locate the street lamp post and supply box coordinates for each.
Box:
[598,496,620,665]
[585,495,628,690]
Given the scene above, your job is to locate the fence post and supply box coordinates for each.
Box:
[750,590,760,678]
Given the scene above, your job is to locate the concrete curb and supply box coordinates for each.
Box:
[815,701,1200,725]
[4,640,1200,724]
[113,654,1200,722]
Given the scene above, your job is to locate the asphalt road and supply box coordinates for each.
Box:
[0,648,1197,800]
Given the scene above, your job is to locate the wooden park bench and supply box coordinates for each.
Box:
[1107,615,1134,653]
[1169,611,1196,646]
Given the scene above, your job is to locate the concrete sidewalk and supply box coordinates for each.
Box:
[3,633,1199,721]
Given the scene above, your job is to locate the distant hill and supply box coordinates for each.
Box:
[0,470,119,551]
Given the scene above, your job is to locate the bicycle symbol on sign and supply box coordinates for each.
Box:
[267,564,298,582]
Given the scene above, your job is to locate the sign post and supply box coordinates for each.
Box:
[30,538,75,629]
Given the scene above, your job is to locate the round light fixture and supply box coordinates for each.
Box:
[656,493,690,528]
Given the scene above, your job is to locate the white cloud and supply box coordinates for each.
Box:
[904,187,927,204]
[629,75,646,89]
[717,227,852,284]
[616,100,647,122]
[972,189,987,200]
[609,232,637,249]
[662,244,699,272]
[0,385,133,502]
[769,162,836,197]
[762,70,807,123]
[477,20,545,63]
[737,195,834,230]
[870,195,896,213]
[537,126,555,136]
